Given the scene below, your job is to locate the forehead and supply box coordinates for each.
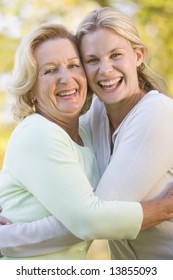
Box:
[80,28,130,55]
[35,38,79,63]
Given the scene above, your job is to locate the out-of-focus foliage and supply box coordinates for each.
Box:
[0,0,173,159]
[129,0,173,95]
[0,123,15,168]
[0,0,173,165]
[0,0,172,90]
[0,0,100,72]
[0,36,19,73]
[0,0,172,260]
[0,0,101,167]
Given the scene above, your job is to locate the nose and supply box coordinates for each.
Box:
[58,67,71,84]
[98,59,114,76]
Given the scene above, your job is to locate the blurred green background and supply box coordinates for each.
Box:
[1,0,173,168]
[0,0,173,259]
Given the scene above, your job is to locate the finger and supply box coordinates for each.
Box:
[0,216,11,225]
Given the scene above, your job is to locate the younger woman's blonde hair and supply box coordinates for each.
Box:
[76,7,166,94]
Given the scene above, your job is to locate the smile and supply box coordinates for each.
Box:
[98,77,123,90]
[57,89,77,97]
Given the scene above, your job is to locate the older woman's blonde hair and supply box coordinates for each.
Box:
[76,7,166,94]
[9,23,91,121]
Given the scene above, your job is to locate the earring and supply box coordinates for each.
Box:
[31,98,37,112]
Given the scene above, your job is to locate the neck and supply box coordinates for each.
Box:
[105,92,145,133]
[53,116,83,146]
[64,118,83,146]
[38,111,83,146]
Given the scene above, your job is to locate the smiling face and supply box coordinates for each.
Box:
[33,38,87,123]
[80,28,144,105]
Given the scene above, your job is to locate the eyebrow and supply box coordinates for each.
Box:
[83,48,123,58]
[39,57,80,70]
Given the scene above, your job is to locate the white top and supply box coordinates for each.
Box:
[84,90,173,259]
[0,113,142,259]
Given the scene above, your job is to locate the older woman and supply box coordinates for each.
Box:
[1,11,173,260]
[0,22,144,260]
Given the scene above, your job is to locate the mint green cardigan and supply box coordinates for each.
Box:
[0,113,142,259]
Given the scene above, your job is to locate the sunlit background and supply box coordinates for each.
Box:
[0,0,173,259]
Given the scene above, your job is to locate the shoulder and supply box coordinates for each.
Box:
[17,114,66,135]
[118,90,173,138]
[10,114,70,151]
[138,90,173,110]
[129,91,173,121]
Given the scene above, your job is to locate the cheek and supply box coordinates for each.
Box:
[83,78,88,91]
[81,78,88,98]
[125,54,138,69]
[83,66,95,83]
[40,77,55,92]
[35,77,46,90]
[76,70,86,84]
[35,79,53,100]
[40,77,51,87]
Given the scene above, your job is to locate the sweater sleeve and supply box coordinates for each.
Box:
[0,216,82,257]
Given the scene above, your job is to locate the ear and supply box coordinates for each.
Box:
[29,89,35,99]
[135,48,144,67]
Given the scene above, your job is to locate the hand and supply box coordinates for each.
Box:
[162,186,173,219]
[141,185,173,230]
[0,207,11,225]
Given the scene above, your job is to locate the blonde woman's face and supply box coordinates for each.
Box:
[80,28,144,105]
[33,38,87,120]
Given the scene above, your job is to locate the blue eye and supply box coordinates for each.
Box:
[111,53,121,59]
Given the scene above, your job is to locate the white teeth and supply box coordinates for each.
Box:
[58,90,76,97]
[99,79,119,86]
